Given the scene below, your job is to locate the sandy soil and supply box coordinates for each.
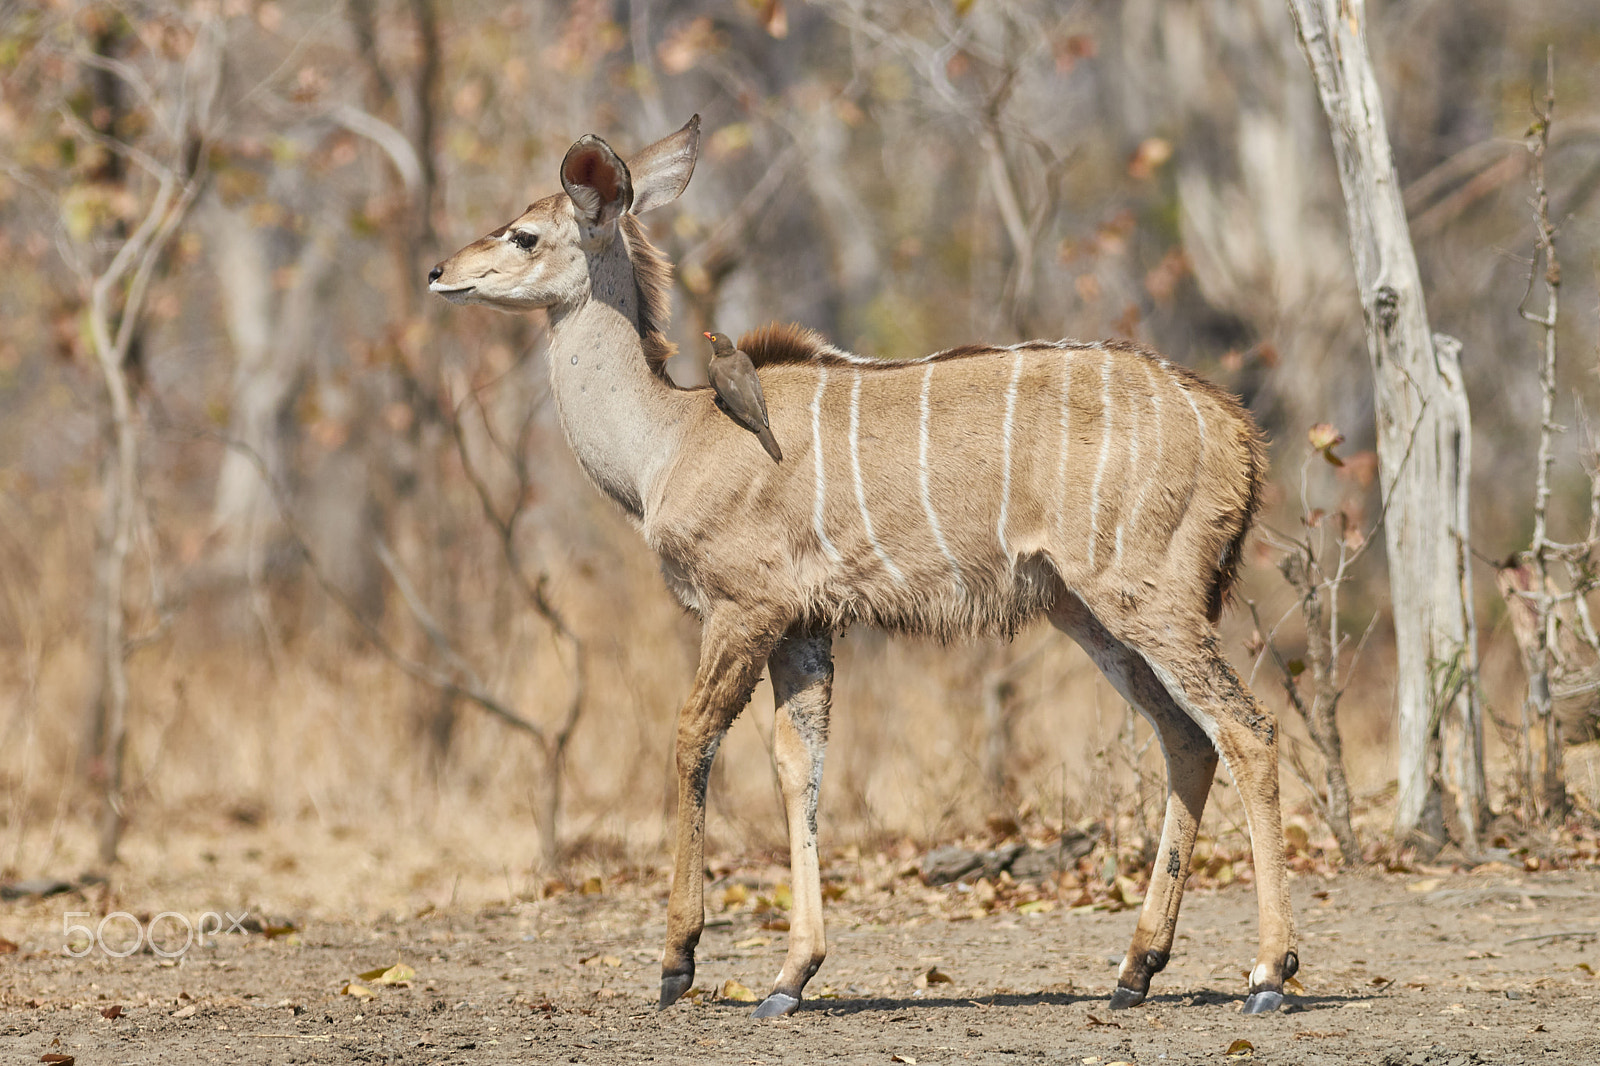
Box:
[3,865,1598,1065]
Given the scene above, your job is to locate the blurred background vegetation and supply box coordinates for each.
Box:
[1,0,1599,911]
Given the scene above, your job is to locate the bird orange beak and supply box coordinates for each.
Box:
[703,332,714,340]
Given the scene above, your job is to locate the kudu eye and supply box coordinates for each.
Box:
[511,230,539,251]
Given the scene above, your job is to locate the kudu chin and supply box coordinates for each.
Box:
[430,116,1297,1018]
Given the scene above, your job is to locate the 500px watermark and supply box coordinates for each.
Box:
[63,911,250,958]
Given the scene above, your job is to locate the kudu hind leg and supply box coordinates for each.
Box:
[660,613,782,1010]
[1110,703,1217,1009]
[752,630,834,1019]
[1142,636,1297,1013]
[1049,594,1216,1009]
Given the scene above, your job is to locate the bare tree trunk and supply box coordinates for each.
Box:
[89,341,138,867]
[1285,0,1480,851]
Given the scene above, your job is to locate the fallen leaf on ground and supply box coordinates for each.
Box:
[734,936,771,948]
[40,1055,74,1065]
[340,982,373,998]
[171,1005,197,1019]
[914,967,952,988]
[890,1056,916,1064]
[357,962,415,985]
[1226,1037,1254,1057]
[1406,878,1443,893]
[0,936,18,953]
[721,979,758,1002]
[100,1004,123,1019]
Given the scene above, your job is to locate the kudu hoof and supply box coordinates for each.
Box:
[1108,986,1146,1010]
[751,992,800,1018]
[1241,988,1284,1014]
[659,972,694,1010]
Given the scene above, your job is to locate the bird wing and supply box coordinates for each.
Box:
[708,353,771,435]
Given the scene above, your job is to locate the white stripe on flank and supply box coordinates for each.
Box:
[997,350,1023,559]
[1087,352,1113,571]
[919,364,965,590]
[1123,364,1164,547]
[811,370,842,564]
[1055,353,1072,541]
[1114,375,1142,561]
[1183,383,1206,446]
[850,372,906,584]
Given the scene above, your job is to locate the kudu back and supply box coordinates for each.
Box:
[430,116,1297,1018]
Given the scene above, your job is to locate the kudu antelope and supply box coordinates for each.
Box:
[429,117,1297,1017]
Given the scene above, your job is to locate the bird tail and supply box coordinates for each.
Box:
[757,427,783,463]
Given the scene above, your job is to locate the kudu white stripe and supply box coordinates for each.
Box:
[1167,361,1208,447]
[919,363,966,590]
[997,350,1024,559]
[811,370,842,564]
[1121,363,1163,554]
[849,372,906,584]
[1054,351,1074,542]
[1086,351,1113,571]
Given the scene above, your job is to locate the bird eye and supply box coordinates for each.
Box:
[511,230,539,251]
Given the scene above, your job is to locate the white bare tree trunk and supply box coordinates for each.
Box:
[1285,0,1481,848]
[207,204,334,559]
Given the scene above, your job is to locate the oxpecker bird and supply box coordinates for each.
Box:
[703,331,782,463]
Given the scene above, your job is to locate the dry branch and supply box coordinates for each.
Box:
[1502,52,1575,821]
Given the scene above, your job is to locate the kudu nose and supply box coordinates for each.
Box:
[427,264,443,284]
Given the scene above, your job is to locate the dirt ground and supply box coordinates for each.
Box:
[3,864,1598,1065]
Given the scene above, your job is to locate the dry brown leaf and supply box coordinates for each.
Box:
[341,982,374,998]
[171,1004,197,1019]
[890,1056,917,1064]
[0,936,19,954]
[1225,1037,1254,1057]
[100,1004,123,1020]
[41,1055,74,1065]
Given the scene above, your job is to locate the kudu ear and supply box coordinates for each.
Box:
[561,134,633,229]
[627,115,700,216]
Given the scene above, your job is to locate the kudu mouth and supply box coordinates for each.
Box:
[427,263,476,303]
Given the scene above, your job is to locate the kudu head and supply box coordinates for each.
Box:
[427,116,701,314]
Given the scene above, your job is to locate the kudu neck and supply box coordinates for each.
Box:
[544,241,687,520]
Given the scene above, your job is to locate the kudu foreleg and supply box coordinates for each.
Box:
[752,630,834,1019]
[660,613,781,1010]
